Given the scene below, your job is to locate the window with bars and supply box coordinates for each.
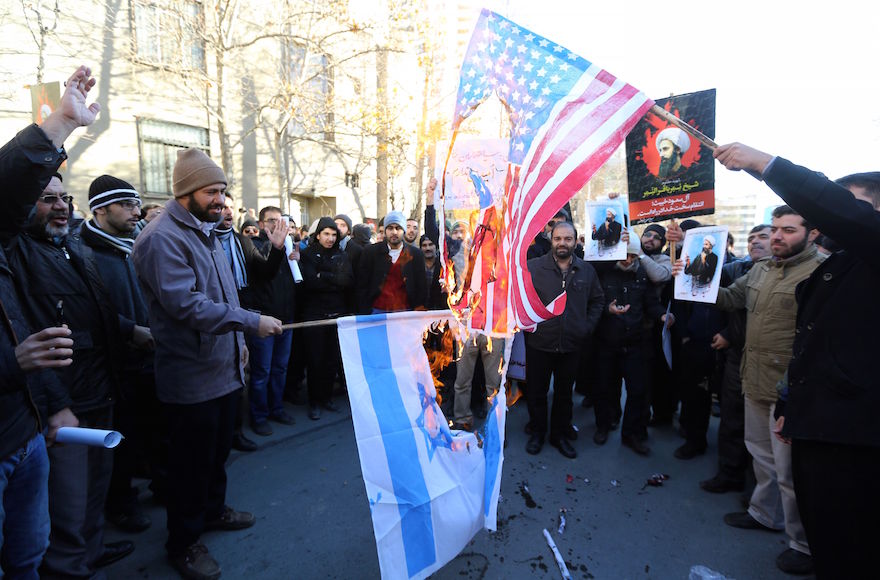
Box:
[137,118,210,198]
[132,0,205,71]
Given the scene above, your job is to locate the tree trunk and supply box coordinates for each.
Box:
[376,45,388,219]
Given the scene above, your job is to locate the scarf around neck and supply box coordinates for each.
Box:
[215,226,248,289]
[84,219,134,255]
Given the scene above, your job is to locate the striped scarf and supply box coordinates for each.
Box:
[214,227,248,289]
[84,219,134,255]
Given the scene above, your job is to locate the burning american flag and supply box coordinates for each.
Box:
[444,8,653,331]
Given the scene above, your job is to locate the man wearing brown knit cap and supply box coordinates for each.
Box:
[132,148,282,580]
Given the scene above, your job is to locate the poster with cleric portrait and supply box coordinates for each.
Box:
[625,89,716,224]
[585,200,627,261]
[674,225,728,304]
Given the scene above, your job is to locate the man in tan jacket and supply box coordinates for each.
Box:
[672,205,823,576]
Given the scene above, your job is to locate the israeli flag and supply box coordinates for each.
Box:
[337,310,506,580]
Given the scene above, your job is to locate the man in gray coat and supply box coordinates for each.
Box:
[132,148,282,580]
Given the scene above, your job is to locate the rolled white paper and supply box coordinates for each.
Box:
[56,427,123,448]
[283,235,304,283]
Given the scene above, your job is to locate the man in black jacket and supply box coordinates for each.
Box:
[357,211,427,313]
[1,91,136,579]
[715,142,880,579]
[217,197,288,441]
[0,66,92,580]
[592,238,672,456]
[525,221,604,459]
[81,175,162,533]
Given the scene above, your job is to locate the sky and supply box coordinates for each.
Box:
[477,0,879,217]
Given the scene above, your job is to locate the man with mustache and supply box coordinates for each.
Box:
[81,175,161,534]
[655,127,690,180]
[671,204,823,575]
[132,149,282,580]
[6,171,134,575]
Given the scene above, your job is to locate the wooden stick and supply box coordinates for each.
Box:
[669,218,677,264]
[280,319,339,330]
[650,105,717,152]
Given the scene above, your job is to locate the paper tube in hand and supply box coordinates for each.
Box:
[56,427,123,448]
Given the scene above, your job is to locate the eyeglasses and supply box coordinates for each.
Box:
[117,200,141,211]
[38,193,74,205]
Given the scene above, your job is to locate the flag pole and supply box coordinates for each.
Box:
[280,309,456,331]
[650,105,717,151]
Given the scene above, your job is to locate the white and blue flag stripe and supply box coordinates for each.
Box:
[337,311,506,580]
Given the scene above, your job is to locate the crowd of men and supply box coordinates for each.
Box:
[0,65,875,580]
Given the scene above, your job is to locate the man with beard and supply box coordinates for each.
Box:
[715,143,879,579]
[591,207,622,248]
[132,149,282,580]
[334,213,363,268]
[700,224,771,494]
[405,217,420,246]
[671,204,822,576]
[356,211,427,313]
[81,175,160,534]
[299,218,354,420]
[655,127,691,180]
[217,196,288,443]
[684,235,719,288]
[525,221,604,459]
[5,172,134,576]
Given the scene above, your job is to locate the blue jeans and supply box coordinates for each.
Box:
[247,329,293,423]
[0,433,50,579]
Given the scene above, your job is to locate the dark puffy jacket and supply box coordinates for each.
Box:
[81,223,153,375]
[0,124,72,459]
[300,241,353,320]
[763,158,880,447]
[240,233,294,323]
[594,261,665,348]
[526,253,604,353]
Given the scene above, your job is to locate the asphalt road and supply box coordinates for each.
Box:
[105,392,797,580]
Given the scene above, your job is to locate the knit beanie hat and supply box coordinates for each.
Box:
[172,148,227,198]
[384,211,405,229]
[679,219,702,231]
[88,175,140,212]
[240,217,259,232]
[315,216,339,236]
[643,223,666,243]
[334,213,353,232]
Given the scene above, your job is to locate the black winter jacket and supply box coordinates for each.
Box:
[594,261,665,348]
[81,223,153,375]
[765,158,880,447]
[240,234,294,323]
[300,241,354,320]
[526,253,604,353]
[0,124,72,459]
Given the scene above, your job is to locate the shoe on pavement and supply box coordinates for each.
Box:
[308,405,321,420]
[674,441,707,460]
[106,508,152,533]
[776,548,814,575]
[169,542,221,580]
[549,437,577,459]
[231,432,257,452]
[593,429,609,445]
[94,540,135,568]
[622,435,651,456]
[269,410,295,425]
[205,506,256,531]
[723,511,781,532]
[564,424,579,441]
[525,434,544,455]
[322,400,340,413]
[251,420,273,437]
[700,476,745,494]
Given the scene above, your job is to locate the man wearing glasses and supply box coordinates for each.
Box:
[6,171,133,574]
